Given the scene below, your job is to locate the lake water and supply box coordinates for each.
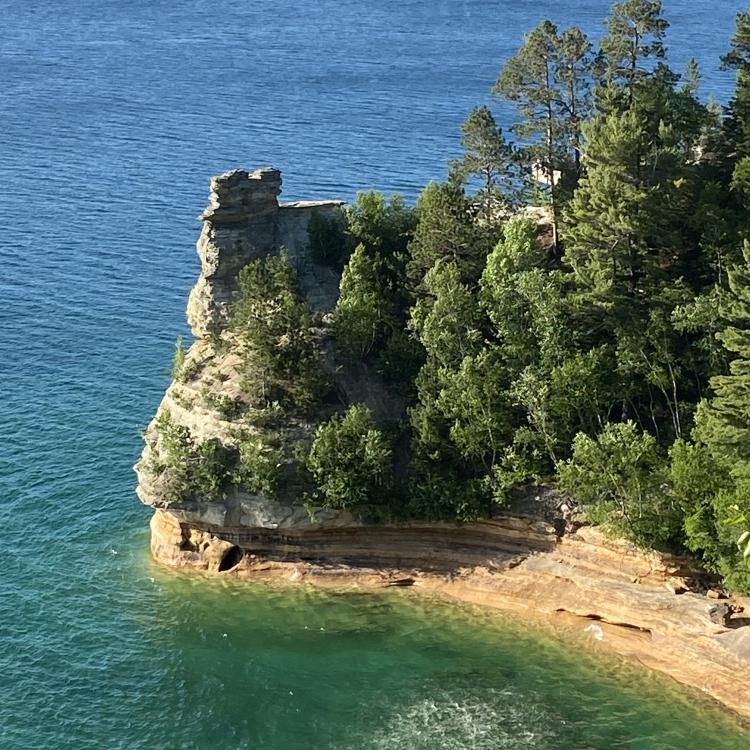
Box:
[2,1,750,747]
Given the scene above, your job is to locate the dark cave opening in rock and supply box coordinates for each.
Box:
[218,545,243,572]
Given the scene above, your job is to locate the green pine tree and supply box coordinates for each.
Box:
[332,244,398,360]
[407,181,495,286]
[493,20,593,251]
[597,0,669,111]
[722,7,750,211]
[449,105,518,218]
[694,241,750,470]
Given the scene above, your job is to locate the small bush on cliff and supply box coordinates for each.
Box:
[306,404,393,509]
[405,472,490,522]
[232,432,283,496]
[155,410,233,502]
[171,336,187,381]
[153,412,285,502]
[230,251,325,411]
[557,422,679,547]
[203,390,243,420]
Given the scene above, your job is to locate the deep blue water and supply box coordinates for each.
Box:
[3,1,750,747]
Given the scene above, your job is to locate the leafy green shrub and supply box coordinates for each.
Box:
[232,432,283,496]
[306,404,393,509]
[171,389,195,410]
[170,335,202,383]
[669,440,750,591]
[405,473,489,522]
[230,251,325,410]
[155,410,233,502]
[308,192,416,268]
[151,412,287,503]
[557,422,679,546]
[345,191,416,257]
[204,391,242,420]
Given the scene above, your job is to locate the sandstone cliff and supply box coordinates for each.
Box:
[136,168,750,723]
[136,167,402,543]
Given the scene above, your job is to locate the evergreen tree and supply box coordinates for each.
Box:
[597,1,708,167]
[722,8,750,209]
[230,251,323,409]
[493,20,593,251]
[598,0,669,111]
[565,110,666,302]
[672,241,750,588]
[406,181,495,286]
[722,7,750,160]
[332,244,397,360]
[449,106,518,218]
[407,261,486,497]
[557,26,595,179]
[564,103,709,438]
[694,241,750,469]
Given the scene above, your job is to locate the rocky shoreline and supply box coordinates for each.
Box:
[149,506,750,722]
[137,167,750,724]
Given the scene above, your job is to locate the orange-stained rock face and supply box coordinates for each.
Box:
[149,507,750,722]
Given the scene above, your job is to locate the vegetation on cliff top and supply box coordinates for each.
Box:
[150,1,750,591]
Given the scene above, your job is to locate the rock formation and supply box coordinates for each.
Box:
[136,167,351,530]
[136,168,750,723]
[186,167,344,336]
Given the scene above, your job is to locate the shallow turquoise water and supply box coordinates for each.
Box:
[3,0,750,747]
[13,540,750,750]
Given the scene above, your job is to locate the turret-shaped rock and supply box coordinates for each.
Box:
[186,167,345,336]
[187,167,283,337]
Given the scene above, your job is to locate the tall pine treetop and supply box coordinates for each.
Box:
[598,0,671,112]
[493,19,593,252]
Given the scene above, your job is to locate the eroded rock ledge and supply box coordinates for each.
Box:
[151,506,750,722]
[138,168,750,724]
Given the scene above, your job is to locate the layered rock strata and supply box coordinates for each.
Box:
[149,505,750,722]
[137,168,750,724]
